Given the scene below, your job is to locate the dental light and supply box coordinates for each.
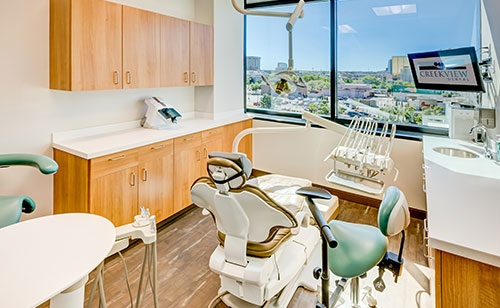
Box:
[232,0,307,95]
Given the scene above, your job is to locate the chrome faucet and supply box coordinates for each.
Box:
[470,125,494,159]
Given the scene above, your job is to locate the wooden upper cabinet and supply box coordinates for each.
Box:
[50,0,122,91]
[190,22,214,86]
[161,16,190,87]
[123,6,161,89]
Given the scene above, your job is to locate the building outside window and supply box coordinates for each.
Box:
[337,0,481,129]
[246,0,331,117]
[245,0,482,132]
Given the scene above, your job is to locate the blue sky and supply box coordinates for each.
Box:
[246,0,480,71]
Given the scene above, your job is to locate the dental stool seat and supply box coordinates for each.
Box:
[328,220,388,279]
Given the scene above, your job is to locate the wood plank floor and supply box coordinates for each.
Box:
[40,200,431,308]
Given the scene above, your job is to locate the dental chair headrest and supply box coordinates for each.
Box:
[207,152,252,190]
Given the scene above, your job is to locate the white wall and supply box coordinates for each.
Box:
[213,0,245,115]
[0,0,197,220]
[481,0,500,136]
[253,120,427,211]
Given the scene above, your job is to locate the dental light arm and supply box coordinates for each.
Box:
[0,154,59,175]
[231,0,304,23]
[232,112,347,153]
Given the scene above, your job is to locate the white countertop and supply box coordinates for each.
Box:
[52,114,251,159]
[0,214,115,308]
[423,135,500,267]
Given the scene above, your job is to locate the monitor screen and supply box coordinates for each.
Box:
[408,47,484,92]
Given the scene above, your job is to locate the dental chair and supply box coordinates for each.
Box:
[191,152,322,308]
[0,154,59,228]
[297,185,410,308]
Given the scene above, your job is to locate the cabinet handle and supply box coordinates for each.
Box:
[209,130,218,135]
[126,71,132,84]
[184,72,189,83]
[192,72,196,83]
[197,150,201,161]
[151,145,166,150]
[130,172,136,186]
[184,137,195,142]
[109,155,126,161]
[204,148,208,159]
[142,168,148,182]
[113,71,120,85]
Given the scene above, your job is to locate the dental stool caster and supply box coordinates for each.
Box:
[297,186,410,308]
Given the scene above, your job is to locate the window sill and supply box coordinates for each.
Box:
[248,112,433,142]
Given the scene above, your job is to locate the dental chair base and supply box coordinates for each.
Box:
[210,225,321,308]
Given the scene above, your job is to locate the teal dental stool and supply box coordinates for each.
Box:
[0,154,59,228]
[297,186,410,308]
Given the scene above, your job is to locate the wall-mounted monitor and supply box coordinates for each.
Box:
[408,47,484,92]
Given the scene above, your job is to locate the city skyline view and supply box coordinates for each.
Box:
[246,0,481,129]
[246,0,480,72]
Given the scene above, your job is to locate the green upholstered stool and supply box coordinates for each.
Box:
[327,220,388,279]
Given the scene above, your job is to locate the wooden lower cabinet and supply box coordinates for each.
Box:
[138,141,174,222]
[90,166,138,227]
[54,119,253,226]
[173,133,203,213]
[435,249,500,308]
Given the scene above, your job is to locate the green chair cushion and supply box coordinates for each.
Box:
[0,154,58,175]
[0,196,35,229]
[328,220,388,278]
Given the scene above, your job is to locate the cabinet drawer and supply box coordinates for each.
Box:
[138,140,174,161]
[202,127,223,141]
[174,132,202,149]
[90,148,139,178]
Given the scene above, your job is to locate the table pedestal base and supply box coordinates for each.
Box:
[50,275,89,308]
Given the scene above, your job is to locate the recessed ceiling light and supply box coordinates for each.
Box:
[339,24,357,33]
[372,4,417,16]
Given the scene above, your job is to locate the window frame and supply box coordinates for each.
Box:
[243,0,480,137]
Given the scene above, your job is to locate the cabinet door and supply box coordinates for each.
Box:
[161,16,190,87]
[189,22,214,86]
[224,120,253,161]
[201,128,225,175]
[123,6,161,89]
[440,251,500,308]
[71,0,123,91]
[173,134,202,213]
[138,141,174,222]
[90,166,138,227]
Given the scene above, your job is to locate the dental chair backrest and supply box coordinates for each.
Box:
[191,152,298,266]
[378,186,410,237]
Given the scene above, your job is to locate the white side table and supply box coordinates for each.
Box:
[0,213,116,308]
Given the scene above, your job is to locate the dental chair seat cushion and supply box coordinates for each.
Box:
[0,196,36,229]
[328,220,388,279]
[247,174,312,215]
[217,228,292,258]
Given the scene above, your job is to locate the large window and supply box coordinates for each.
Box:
[245,0,481,132]
[337,0,481,130]
[245,1,331,117]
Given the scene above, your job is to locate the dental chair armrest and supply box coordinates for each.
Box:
[291,211,310,235]
[296,187,337,248]
[0,154,59,175]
